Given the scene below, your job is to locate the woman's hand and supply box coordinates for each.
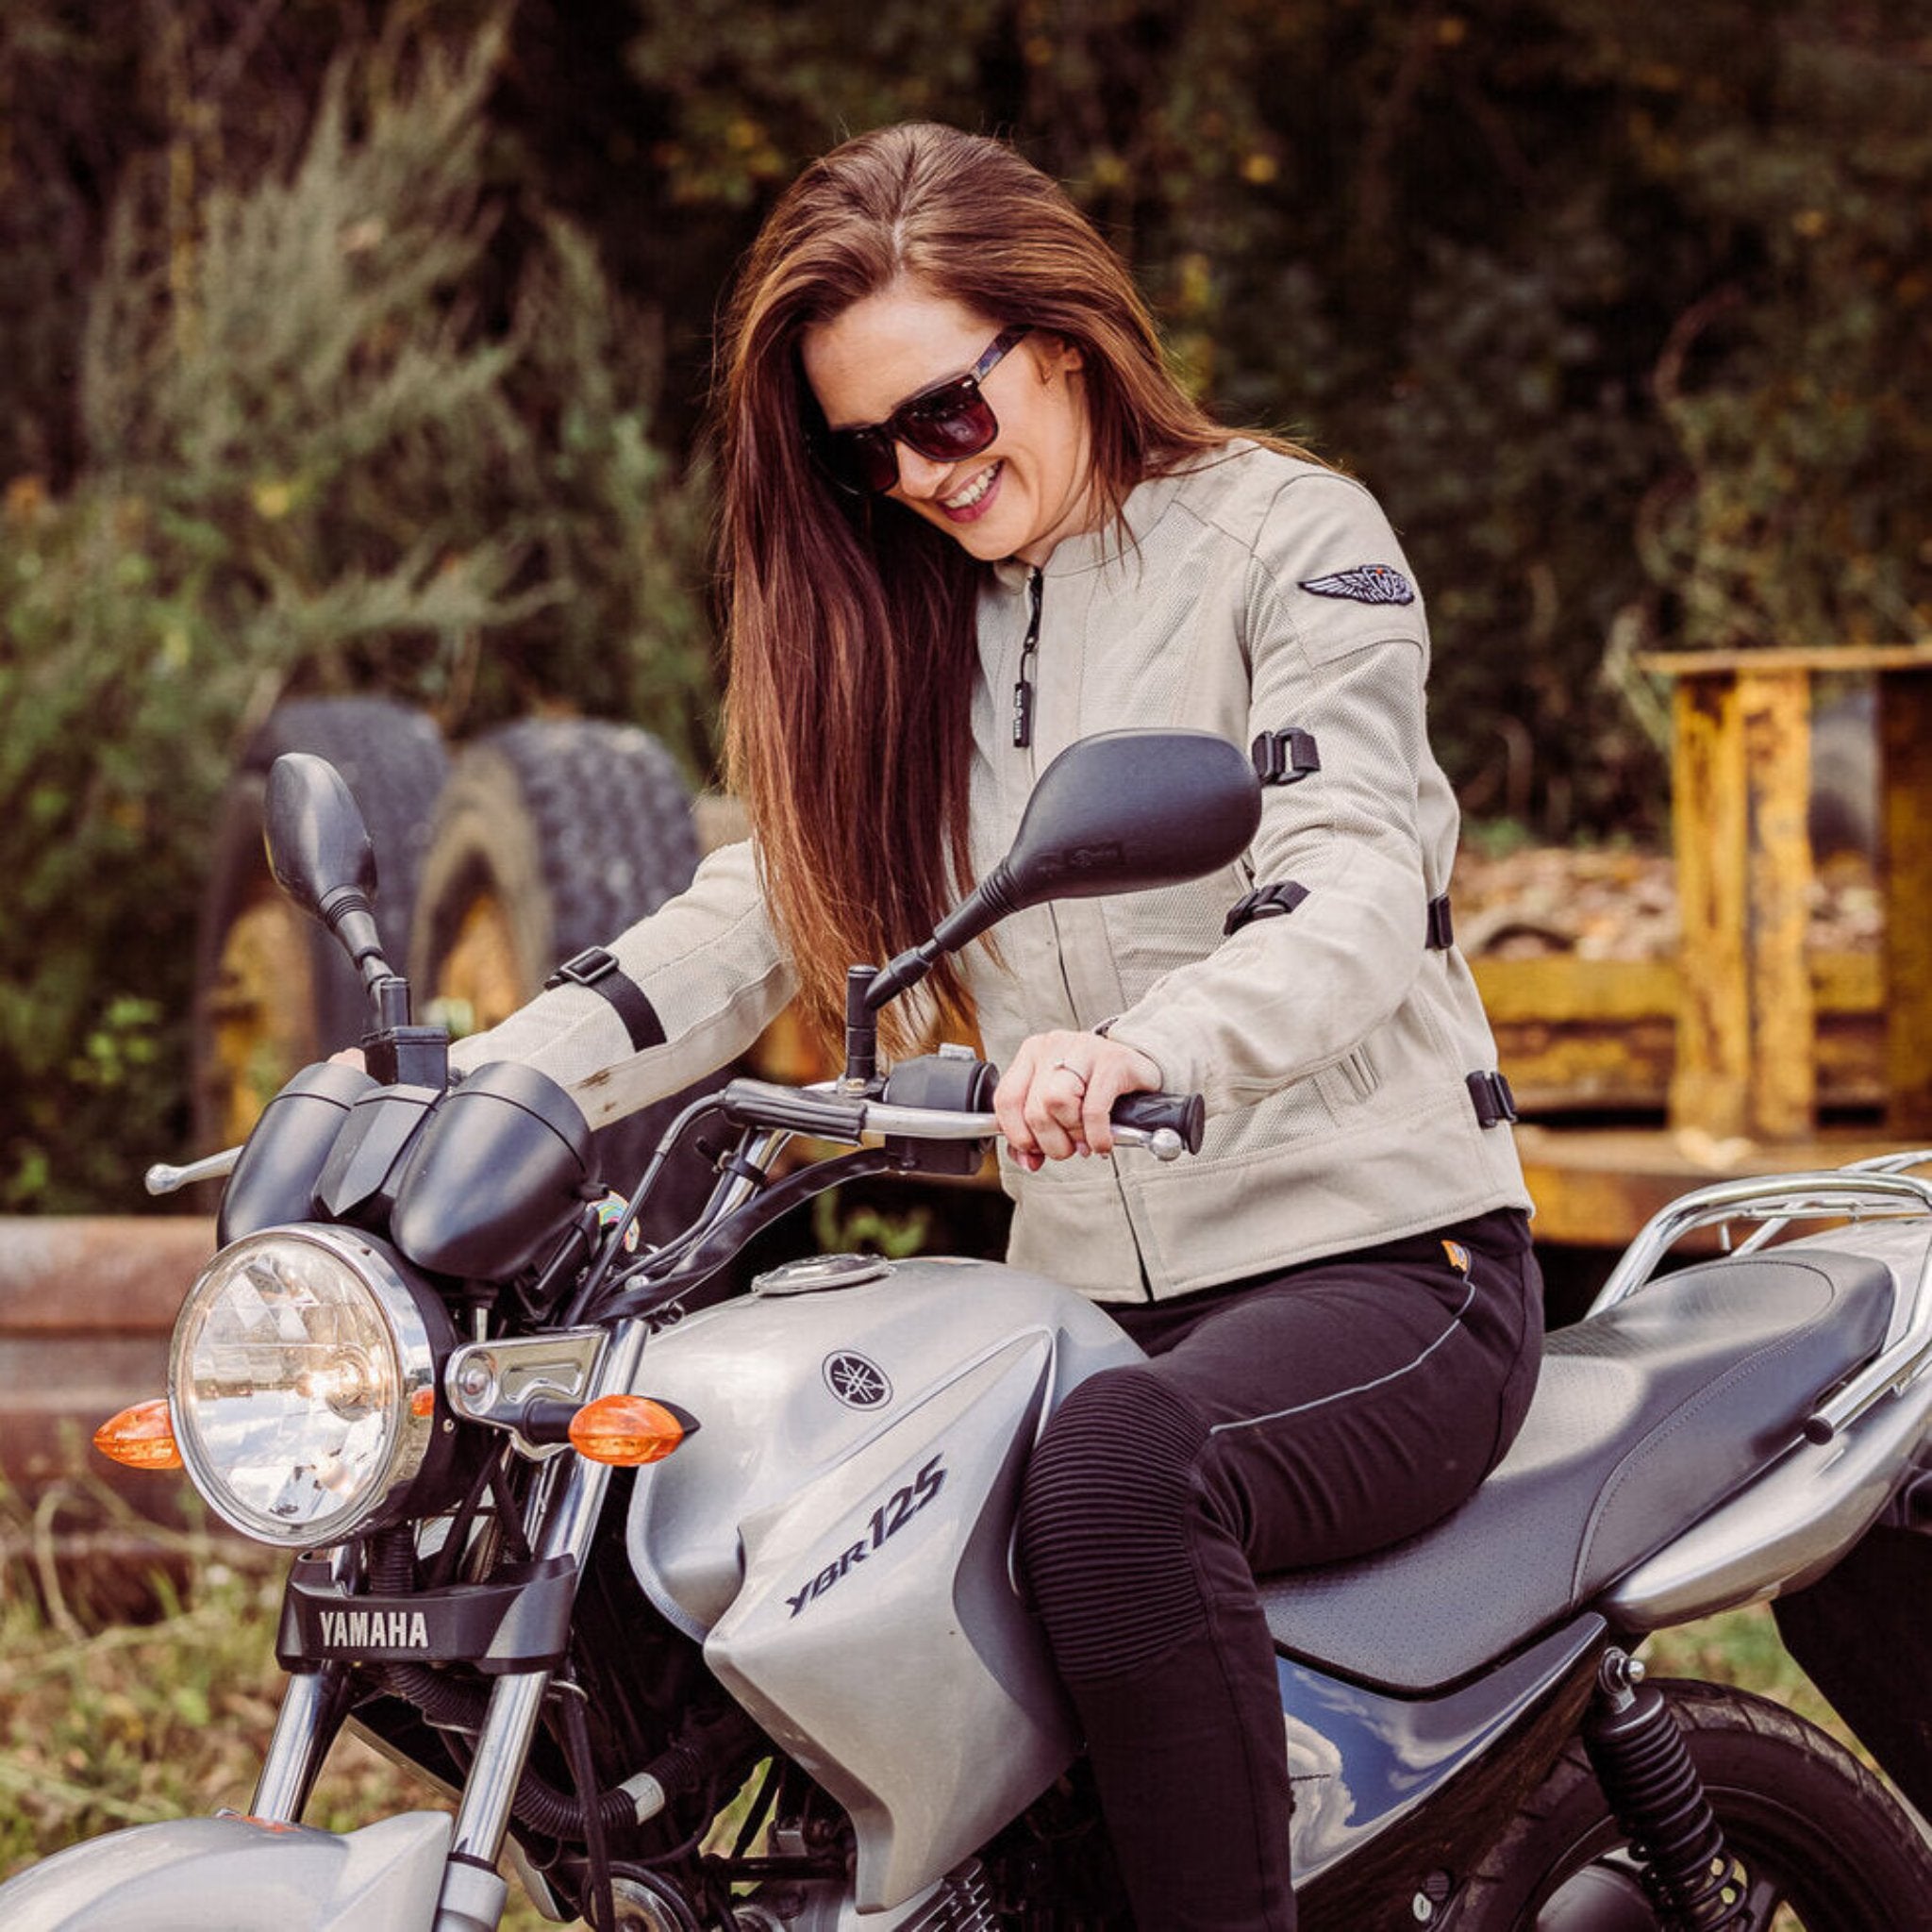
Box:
[992,1030,1162,1171]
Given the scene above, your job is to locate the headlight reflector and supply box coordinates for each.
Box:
[168,1228,449,1546]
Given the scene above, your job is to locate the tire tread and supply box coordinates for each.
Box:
[1456,1677,1932,1929]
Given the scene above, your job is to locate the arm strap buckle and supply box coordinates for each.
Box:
[544,948,666,1053]
[1224,880,1311,937]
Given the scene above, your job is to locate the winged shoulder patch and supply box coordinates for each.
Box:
[1298,564,1415,606]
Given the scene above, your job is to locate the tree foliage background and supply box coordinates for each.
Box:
[1,0,1926,1208]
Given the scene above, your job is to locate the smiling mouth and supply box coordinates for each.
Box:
[942,461,1002,513]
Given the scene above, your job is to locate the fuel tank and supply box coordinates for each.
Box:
[625,1253,1141,1910]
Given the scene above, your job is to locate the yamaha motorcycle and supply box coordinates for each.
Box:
[6,729,1931,1931]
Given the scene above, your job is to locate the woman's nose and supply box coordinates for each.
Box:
[892,443,956,500]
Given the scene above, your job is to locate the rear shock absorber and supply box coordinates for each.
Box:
[1583,1651,1749,1929]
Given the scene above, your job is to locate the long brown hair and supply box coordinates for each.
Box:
[715,122,1301,1053]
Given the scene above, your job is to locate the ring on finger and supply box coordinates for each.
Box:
[1050,1058,1091,1091]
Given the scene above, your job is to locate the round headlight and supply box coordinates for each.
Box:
[168,1227,456,1547]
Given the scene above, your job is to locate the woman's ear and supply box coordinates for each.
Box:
[1040,332,1085,379]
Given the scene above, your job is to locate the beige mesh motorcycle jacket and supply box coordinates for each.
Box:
[454,444,1532,1303]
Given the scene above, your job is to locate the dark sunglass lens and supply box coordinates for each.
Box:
[899,380,997,461]
[855,432,901,493]
[915,397,998,460]
[822,428,898,495]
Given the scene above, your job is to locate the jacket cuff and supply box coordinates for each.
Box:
[1091,1018,1183,1100]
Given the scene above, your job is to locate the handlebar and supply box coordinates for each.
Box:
[145,1072,1204,1205]
[719,1077,1205,1162]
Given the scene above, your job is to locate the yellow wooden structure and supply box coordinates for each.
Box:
[1489,643,1932,1245]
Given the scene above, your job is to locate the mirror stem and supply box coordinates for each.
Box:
[864,939,943,1013]
[843,966,879,1087]
[316,885,385,973]
[929,862,1017,955]
[372,975,411,1029]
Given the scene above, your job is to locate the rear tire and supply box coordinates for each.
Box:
[408,718,721,1208]
[192,698,448,1150]
[1455,1679,1932,1929]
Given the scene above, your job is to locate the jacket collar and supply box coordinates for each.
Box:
[988,465,1191,591]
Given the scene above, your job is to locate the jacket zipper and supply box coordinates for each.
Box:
[1011,565,1155,1295]
[1011,566,1043,749]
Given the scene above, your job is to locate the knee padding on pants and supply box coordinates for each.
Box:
[1016,1366,1213,1680]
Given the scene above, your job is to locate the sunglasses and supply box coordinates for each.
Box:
[814,325,1033,496]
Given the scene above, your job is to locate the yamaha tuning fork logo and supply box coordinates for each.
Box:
[823,1351,892,1408]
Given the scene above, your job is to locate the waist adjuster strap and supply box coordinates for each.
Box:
[1467,1070,1518,1128]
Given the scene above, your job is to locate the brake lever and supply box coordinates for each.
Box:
[146,1146,242,1196]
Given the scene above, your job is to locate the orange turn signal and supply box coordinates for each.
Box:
[567,1395,687,1466]
[93,1398,183,1472]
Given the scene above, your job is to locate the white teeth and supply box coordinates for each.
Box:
[944,462,1000,510]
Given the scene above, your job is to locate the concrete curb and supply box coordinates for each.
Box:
[0,1216,215,1499]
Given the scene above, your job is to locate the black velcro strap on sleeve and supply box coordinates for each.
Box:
[1224,881,1310,937]
[1466,1070,1518,1128]
[1250,729,1321,786]
[1425,894,1455,950]
[543,947,667,1054]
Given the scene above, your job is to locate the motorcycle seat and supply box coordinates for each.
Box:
[1257,1241,1898,1692]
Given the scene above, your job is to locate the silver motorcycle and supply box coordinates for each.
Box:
[6,729,1931,1931]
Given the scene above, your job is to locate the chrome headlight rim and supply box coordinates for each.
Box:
[167,1224,452,1548]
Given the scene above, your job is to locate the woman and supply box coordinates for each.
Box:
[460,123,1541,1929]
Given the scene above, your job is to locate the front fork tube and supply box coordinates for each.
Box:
[244,1320,650,1932]
[251,1663,353,1822]
[432,1318,649,1931]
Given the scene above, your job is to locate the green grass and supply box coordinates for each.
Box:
[0,1477,564,1926]
[1641,1600,1846,1738]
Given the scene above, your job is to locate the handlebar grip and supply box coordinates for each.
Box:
[1111,1091,1205,1156]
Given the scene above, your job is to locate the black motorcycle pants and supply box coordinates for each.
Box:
[1016,1208,1542,1931]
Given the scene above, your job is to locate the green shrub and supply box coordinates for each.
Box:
[0,14,711,1210]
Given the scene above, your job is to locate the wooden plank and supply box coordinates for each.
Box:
[1668,673,1753,1139]
[1636,642,1932,675]
[1474,952,1880,1024]
[0,1216,215,1332]
[1740,669,1816,1138]
[1474,952,1883,1116]
[1663,668,1816,1141]
[1881,670,1932,1135]
[1472,956,1681,1024]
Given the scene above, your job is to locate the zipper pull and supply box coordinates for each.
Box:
[1012,568,1043,749]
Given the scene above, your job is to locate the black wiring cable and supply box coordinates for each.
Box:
[585,1197,739,1313]
[363,1529,634,1840]
[589,1148,895,1327]
[731,1757,781,1858]
[487,1455,533,1564]
[555,1677,615,1932]
[423,1444,506,1591]
[564,1094,736,1324]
